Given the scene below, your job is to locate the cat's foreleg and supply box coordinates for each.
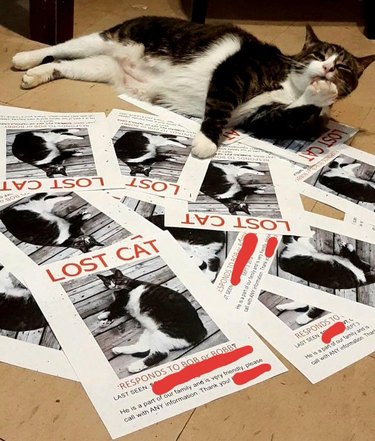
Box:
[288,80,338,109]
[20,55,123,89]
[192,58,245,159]
[12,33,111,70]
[296,307,324,325]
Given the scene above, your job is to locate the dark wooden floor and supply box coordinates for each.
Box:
[269,227,375,306]
[258,291,328,330]
[113,129,191,184]
[189,162,281,218]
[6,128,97,179]
[306,154,375,213]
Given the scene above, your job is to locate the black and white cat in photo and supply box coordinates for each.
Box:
[278,235,375,290]
[147,214,225,281]
[97,269,207,373]
[0,193,104,253]
[318,156,375,203]
[199,161,267,215]
[114,130,188,177]
[0,266,46,331]
[12,17,375,158]
[275,302,325,326]
[11,129,84,178]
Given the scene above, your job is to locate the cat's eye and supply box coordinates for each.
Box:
[335,63,351,72]
[312,52,325,61]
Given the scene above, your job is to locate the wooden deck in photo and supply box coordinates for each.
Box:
[307,154,375,212]
[258,291,328,331]
[189,162,281,218]
[269,228,375,307]
[62,256,228,379]
[6,128,98,179]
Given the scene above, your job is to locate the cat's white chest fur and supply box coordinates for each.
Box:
[126,285,158,331]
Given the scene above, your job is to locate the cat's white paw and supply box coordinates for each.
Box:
[72,151,84,156]
[128,360,147,373]
[21,65,55,89]
[97,311,110,320]
[191,132,218,159]
[99,319,113,327]
[112,346,125,355]
[13,51,44,70]
[296,313,313,325]
[79,210,92,220]
[304,80,338,107]
[254,186,267,194]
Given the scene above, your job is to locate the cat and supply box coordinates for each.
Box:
[97,269,207,373]
[275,300,324,326]
[279,235,375,289]
[200,161,266,215]
[12,17,375,158]
[12,129,84,178]
[0,193,104,253]
[114,130,187,176]
[0,266,46,331]
[147,213,225,281]
[318,156,375,203]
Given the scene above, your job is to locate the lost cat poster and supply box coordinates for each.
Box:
[107,109,212,201]
[0,112,123,194]
[119,93,357,166]
[298,146,375,224]
[164,157,312,236]
[0,226,287,439]
[250,288,375,383]
[264,212,375,326]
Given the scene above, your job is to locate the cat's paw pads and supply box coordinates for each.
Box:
[305,80,338,107]
[112,347,125,355]
[191,132,218,159]
[128,360,146,373]
[79,210,91,220]
[296,314,313,325]
[13,51,42,70]
[21,65,55,89]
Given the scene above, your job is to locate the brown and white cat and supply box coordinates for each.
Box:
[12,17,375,158]
[97,269,207,373]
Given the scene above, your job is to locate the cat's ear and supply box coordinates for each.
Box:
[303,24,320,49]
[355,54,375,76]
[97,274,107,282]
[114,269,123,279]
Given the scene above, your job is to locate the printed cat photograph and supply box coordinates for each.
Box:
[259,290,329,328]
[6,128,97,179]
[61,257,228,378]
[12,17,375,158]
[0,192,130,265]
[117,195,237,282]
[0,264,60,348]
[269,228,375,307]
[306,154,375,210]
[188,160,281,217]
[112,127,191,180]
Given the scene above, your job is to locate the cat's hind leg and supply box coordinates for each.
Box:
[12,33,111,70]
[276,301,308,311]
[112,329,151,356]
[20,55,123,89]
[127,330,191,373]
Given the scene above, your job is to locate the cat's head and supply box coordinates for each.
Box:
[97,269,129,290]
[127,163,152,177]
[70,235,104,253]
[291,25,375,97]
[45,165,68,178]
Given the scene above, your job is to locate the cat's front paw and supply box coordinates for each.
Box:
[296,313,314,325]
[191,132,218,159]
[304,80,338,107]
[97,311,113,327]
[21,65,57,89]
[254,186,267,194]
[128,360,147,373]
[79,210,92,220]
